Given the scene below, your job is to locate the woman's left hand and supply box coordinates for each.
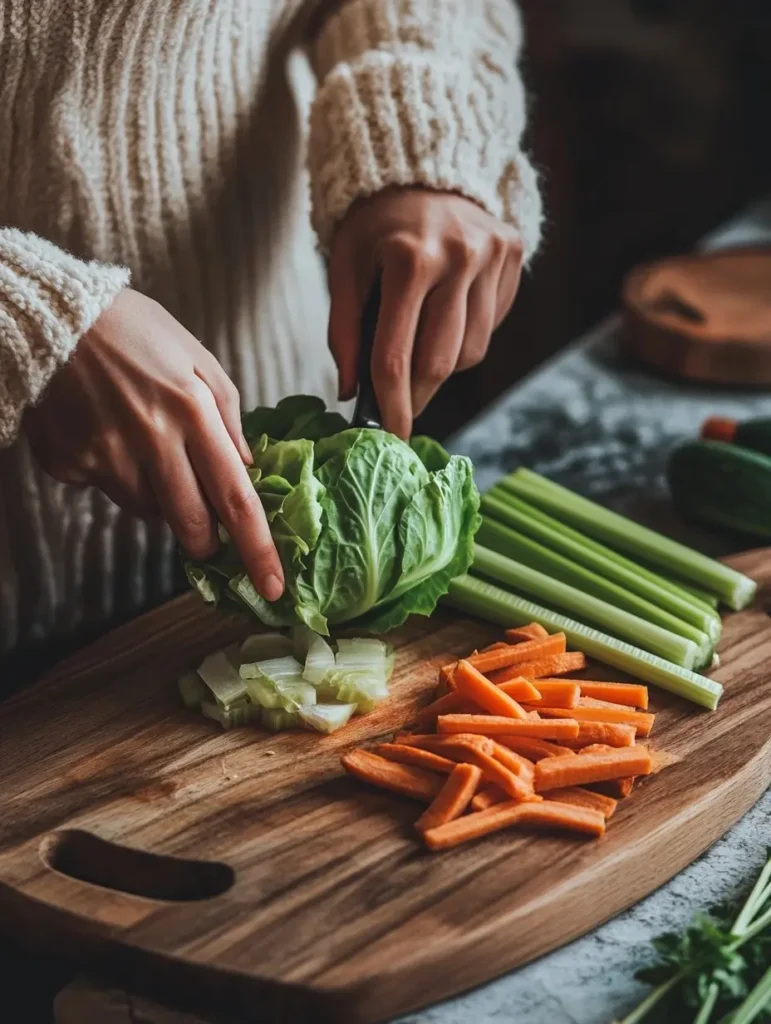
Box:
[327,188,523,438]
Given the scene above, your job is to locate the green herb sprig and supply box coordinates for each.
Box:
[617,852,771,1024]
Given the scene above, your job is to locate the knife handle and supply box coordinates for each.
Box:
[351,278,382,430]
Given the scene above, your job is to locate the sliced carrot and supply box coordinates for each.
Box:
[505,622,549,642]
[560,721,637,748]
[489,677,541,703]
[581,744,636,797]
[422,799,605,850]
[488,652,586,684]
[454,660,529,719]
[465,634,566,674]
[591,777,635,798]
[471,784,508,812]
[392,732,495,756]
[413,690,475,728]
[578,681,649,710]
[374,743,456,775]
[491,741,535,781]
[512,679,580,709]
[479,641,512,653]
[516,800,606,837]
[544,786,618,819]
[494,736,575,761]
[526,704,655,738]
[527,709,542,720]
[415,763,482,833]
[579,695,639,713]
[451,744,539,801]
[341,749,443,802]
[437,714,580,740]
[534,746,652,791]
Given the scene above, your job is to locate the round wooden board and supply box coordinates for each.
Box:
[622,247,771,386]
[1,552,771,1024]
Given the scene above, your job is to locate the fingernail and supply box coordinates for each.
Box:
[240,434,253,464]
[260,573,284,602]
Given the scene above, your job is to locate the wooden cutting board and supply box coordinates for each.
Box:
[2,550,771,1024]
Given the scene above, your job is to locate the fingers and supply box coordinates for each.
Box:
[147,435,217,563]
[195,361,252,464]
[456,238,508,374]
[183,384,284,601]
[371,245,434,438]
[411,278,468,418]
[328,240,372,402]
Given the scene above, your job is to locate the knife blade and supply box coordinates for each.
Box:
[349,278,382,429]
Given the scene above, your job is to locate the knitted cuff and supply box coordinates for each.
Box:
[309,0,542,260]
[0,229,130,446]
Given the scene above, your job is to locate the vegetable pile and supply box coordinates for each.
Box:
[342,622,664,852]
[448,467,757,710]
[620,850,771,1024]
[185,395,480,636]
[668,414,771,542]
[179,627,394,733]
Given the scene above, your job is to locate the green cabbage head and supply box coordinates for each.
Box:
[186,395,481,635]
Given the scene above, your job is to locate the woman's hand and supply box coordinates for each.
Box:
[24,289,285,601]
[328,188,523,438]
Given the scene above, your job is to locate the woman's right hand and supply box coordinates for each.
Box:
[24,288,285,602]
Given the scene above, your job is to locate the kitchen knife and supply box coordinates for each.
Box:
[350,278,382,429]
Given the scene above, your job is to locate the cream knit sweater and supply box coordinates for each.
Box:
[0,0,541,657]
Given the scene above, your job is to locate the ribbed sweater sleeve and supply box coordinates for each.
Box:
[307,0,542,260]
[0,229,129,447]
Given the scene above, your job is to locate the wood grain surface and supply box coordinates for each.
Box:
[2,550,771,1024]
[622,248,771,386]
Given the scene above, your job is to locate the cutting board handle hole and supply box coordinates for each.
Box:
[40,830,234,902]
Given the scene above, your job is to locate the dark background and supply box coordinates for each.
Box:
[417,0,771,440]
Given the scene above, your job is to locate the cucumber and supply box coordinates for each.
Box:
[668,440,771,539]
[701,415,771,457]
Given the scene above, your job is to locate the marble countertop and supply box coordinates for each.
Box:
[397,201,771,1024]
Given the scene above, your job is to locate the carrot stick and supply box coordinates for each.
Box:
[479,641,512,653]
[452,744,539,801]
[505,622,549,642]
[579,695,640,713]
[488,652,586,684]
[341,749,443,802]
[437,714,580,740]
[560,721,637,748]
[471,784,508,812]
[422,799,605,850]
[465,634,566,674]
[581,744,636,797]
[591,777,635,798]
[493,736,575,760]
[534,746,652,791]
[525,704,655,738]
[491,742,535,781]
[374,743,456,775]
[392,732,495,756]
[512,679,580,708]
[578,681,649,710]
[544,786,618,819]
[415,763,482,833]
[454,660,529,719]
[413,690,476,728]
[489,677,542,703]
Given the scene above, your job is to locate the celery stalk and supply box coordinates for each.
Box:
[445,574,723,709]
[484,490,721,640]
[500,469,756,610]
[474,544,701,669]
[477,517,713,664]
